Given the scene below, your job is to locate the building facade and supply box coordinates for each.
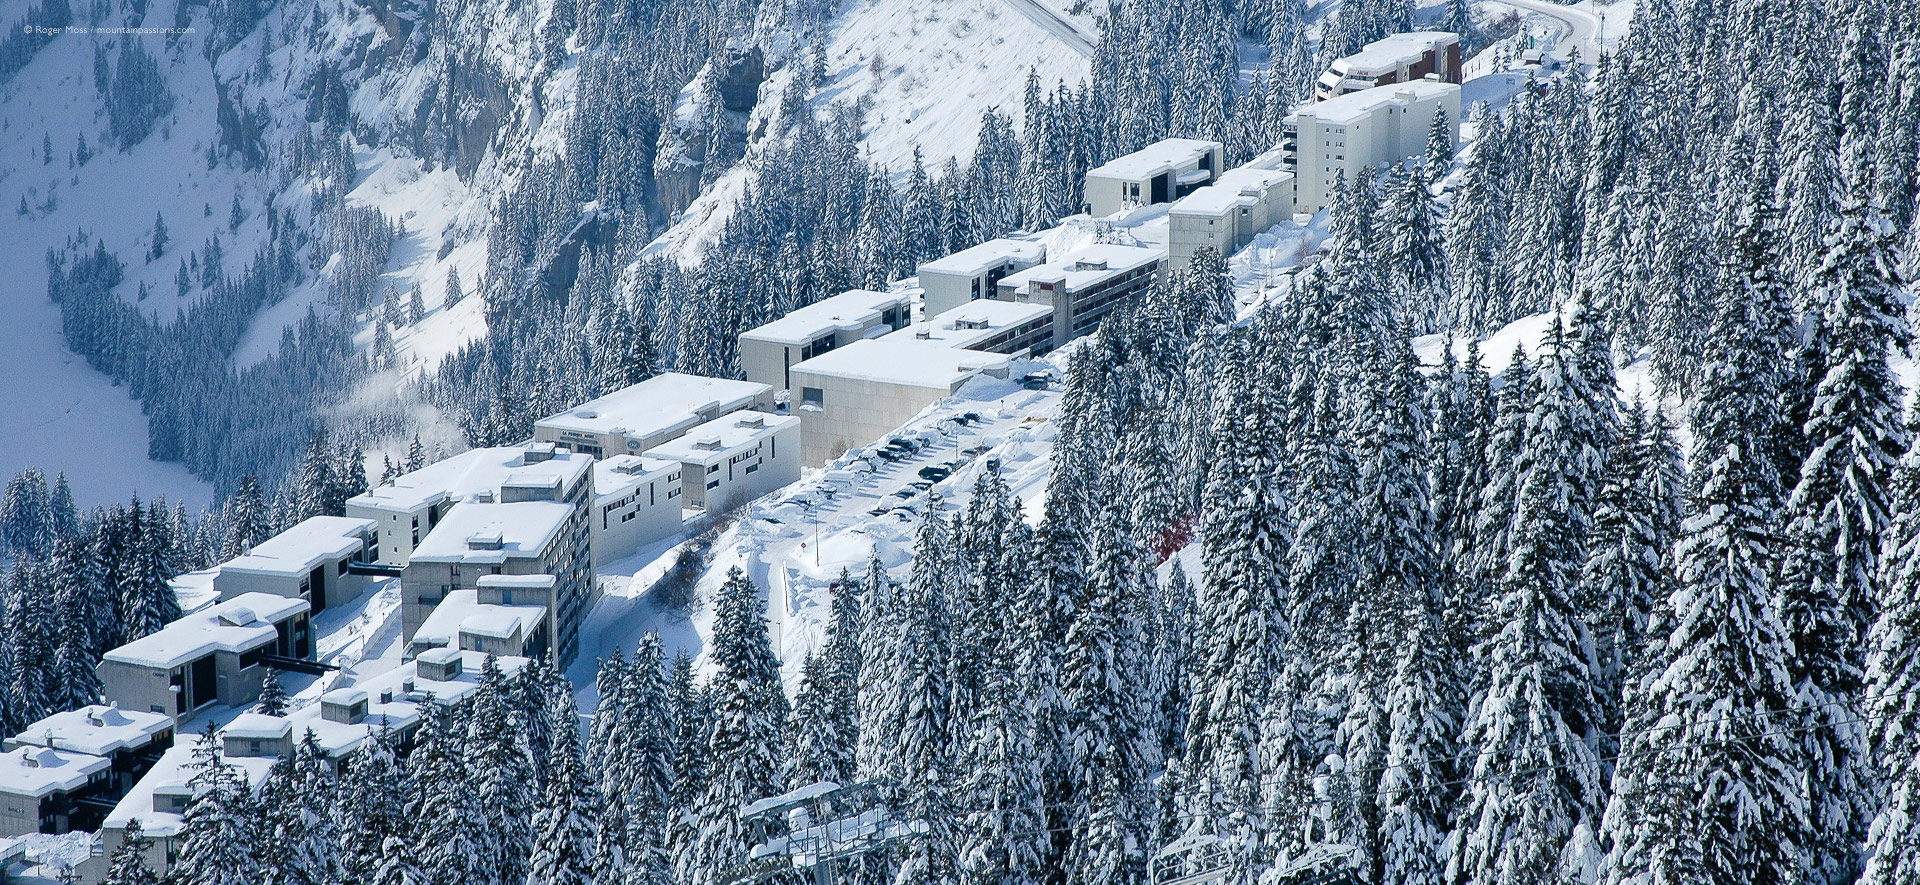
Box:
[884,300,1057,357]
[916,238,1047,319]
[1316,31,1462,99]
[590,454,684,566]
[994,244,1166,342]
[97,594,313,723]
[789,339,1013,466]
[737,290,911,396]
[1282,80,1461,213]
[212,516,379,614]
[1168,166,1297,270]
[1083,138,1225,216]
[645,411,802,513]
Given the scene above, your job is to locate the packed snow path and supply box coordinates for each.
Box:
[999,0,1097,56]
[1487,0,1603,62]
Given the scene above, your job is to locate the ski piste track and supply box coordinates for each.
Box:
[999,0,1096,57]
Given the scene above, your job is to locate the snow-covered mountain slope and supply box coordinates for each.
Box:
[644,0,1095,264]
[0,0,1100,501]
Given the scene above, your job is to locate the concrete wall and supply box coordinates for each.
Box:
[591,473,683,567]
[790,374,954,466]
[215,565,365,614]
[691,424,802,513]
[919,270,980,321]
[346,499,448,567]
[1169,175,1295,270]
[98,660,178,719]
[739,338,795,393]
[0,792,41,837]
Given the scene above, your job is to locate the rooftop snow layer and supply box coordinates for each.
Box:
[102,593,310,670]
[1332,31,1459,75]
[1169,168,1296,216]
[916,238,1048,278]
[995,243,1166,294]
[1084,138,1222,182]
[592,454,682,501]
[407,501,574,564]
[1291,79,1459,126]
[533,373,773,441]
[220,516,374,577]
[645,411,801,464]
[103,742,275,837]
[411,589,549,651]
[788,339,1013,390]
[348,446,594,514]
[884,301,1055,349]
[9,705,174,757]
[738,289,911,346]
[0,747,109,799]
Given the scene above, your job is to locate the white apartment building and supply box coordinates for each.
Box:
[1317,31,1463,99]
[1083,138,1225,217]
[408,582,550,659]
[590,454,684,565]
[995,243,1166,342]
[8,705,175,798]
[1282,80,1461,213]
[788,339,1012,466]
[532,373,773,459]
[212,515,380,614]
[916,237,1047,319]
[883,299,1057,356]
[644,411,801,513]
[737,289,911,395]
[1168,165,1297,270]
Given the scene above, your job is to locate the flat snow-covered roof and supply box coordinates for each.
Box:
[1292,79,1459,126]
[1169,167,1295,216]
[916,238,1047,278]
[739,289,909,346]
[0,747,109,798]
[276,651,527,758]
[407,501,574,564]
[884,301,1054,349]
[645,411,801,464]
[996,243,1165,294]
[10,705,173,757]
[347,446,593,514]
[1085,138,1222,182]
[533,373,772,443]
[102,593,309,670]
[220,516,374,577]
[593,454,681,501]
[1333,31,1458,76]
[411,589,549,650]
[103,741,277,838]
[789,339,1012,390]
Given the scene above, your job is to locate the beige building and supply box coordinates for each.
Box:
[1317,31,1462,100]
[916,238,1047,319]
[532,373,773,459]
[737,289,911,395]
[644,411,802,513]
[212,515,379,614]
[1168,165,1297,270]
[97,593,312,724]
[1282,80,1461,213]
[788,339,1013,465]
[1083,138,1225,217]
[995,244,1166,342]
